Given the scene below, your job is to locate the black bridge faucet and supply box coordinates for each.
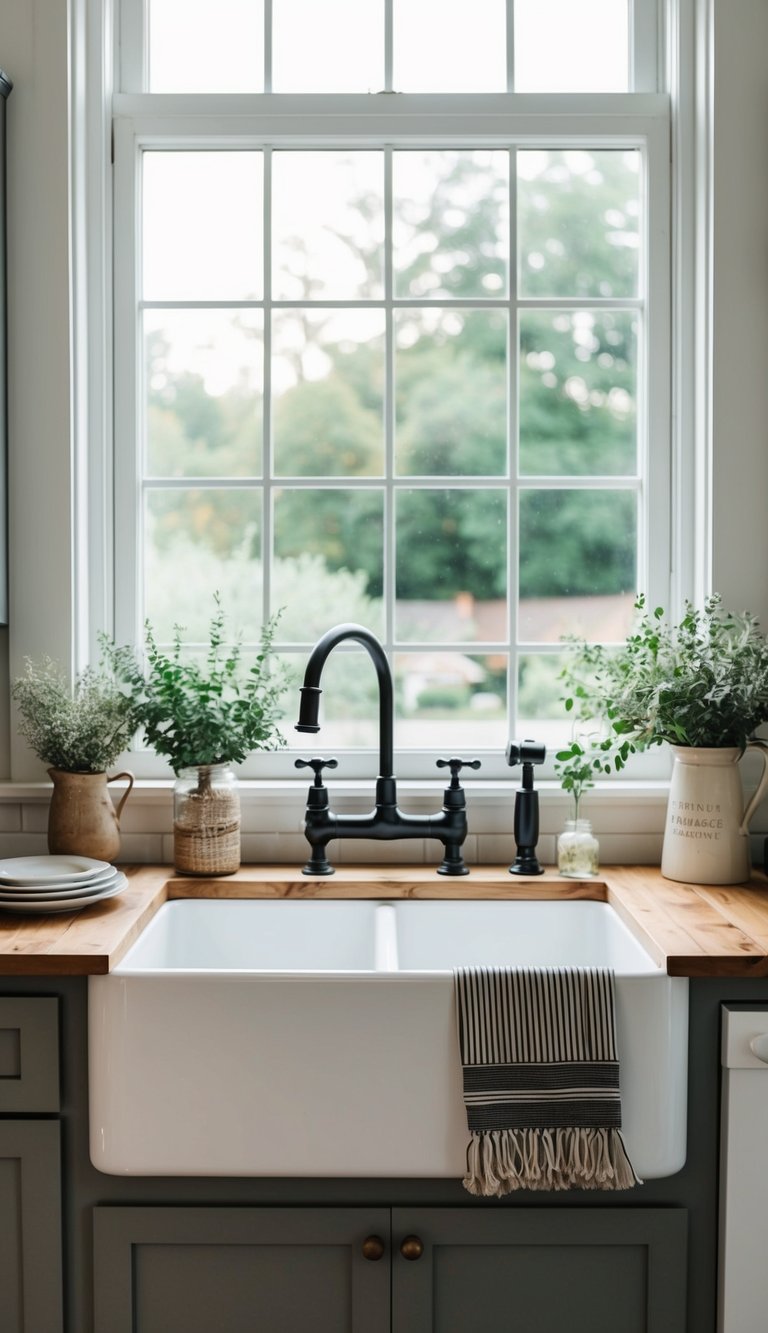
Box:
[295,623,480,876]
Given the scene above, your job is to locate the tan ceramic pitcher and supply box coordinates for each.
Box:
[661,742,768,885]
[47,768,134,862]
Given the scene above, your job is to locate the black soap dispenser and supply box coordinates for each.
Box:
[506,739,546,876]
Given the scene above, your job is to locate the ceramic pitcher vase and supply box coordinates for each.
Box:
[47,768,134,862]
[661,743,768,885]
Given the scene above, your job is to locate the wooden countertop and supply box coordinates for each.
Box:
[3,863,768,978]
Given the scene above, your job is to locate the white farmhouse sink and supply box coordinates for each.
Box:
[88,898,688,1179]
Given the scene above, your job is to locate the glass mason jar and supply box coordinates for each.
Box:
[557,818,599,879]
[173,762,241,875]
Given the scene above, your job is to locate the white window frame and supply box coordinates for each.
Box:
[10,0,701,793]
[118,0,662,97]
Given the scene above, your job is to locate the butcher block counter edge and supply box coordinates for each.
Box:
[1,863,768,977]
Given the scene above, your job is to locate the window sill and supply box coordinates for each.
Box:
[0,774,670,836]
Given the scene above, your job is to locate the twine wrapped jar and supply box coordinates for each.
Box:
[173,762,240,875]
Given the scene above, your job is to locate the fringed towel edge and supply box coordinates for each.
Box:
[463,1127,642,1197]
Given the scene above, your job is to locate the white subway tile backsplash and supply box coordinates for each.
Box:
[474,834,515,866]
[335,838,428,865]
[573,801,669,836]
[0,781,716,868]
[0,803,21,833]
[0,832,49,857]
[20,802,49,833]
[537,834,558,868]
[239,794,307,835]
[116,833,165,864]
[239,834,309,865]
[458,834,478,867]
[464,799,515,837]
[119,801,173,835]
[594,833,664,865]
[475,833,558,871]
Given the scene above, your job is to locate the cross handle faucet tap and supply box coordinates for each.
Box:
[436,757,482,788]
[295,757,338,786]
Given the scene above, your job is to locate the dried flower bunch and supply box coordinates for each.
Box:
[560,594,768,771]
[12,658,139,773]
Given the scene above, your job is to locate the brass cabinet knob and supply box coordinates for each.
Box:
[399,1235,424,1261]
[362,1235,385,1261]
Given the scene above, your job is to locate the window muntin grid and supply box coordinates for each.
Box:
[143,0,632,96]
[130,141,650,760]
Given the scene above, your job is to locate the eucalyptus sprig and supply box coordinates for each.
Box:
[554,731,634,820]
[560,594,768,767]
[105,598,289,772]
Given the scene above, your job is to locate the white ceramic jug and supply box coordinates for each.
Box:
[661,743,768,885]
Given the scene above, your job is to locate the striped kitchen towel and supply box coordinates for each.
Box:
[456,966,641,1196]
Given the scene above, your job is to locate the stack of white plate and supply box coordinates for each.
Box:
[0,855,128,914]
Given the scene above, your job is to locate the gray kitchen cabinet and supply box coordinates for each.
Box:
[93,1206,391,1333]
[93,1203,686,1333]
[393,1206,687,1333]
[0,997,63,1333]
[0,996,61,1113]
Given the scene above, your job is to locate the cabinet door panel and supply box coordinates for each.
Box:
[393,1207,687,1333]
[0,997,59,1111]
[0,1121,63,1333]
[94,1206,390,1333]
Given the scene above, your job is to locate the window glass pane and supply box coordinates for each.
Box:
[394,0,507,92]
[514,0,629,92]
[273,310,385,477]
[393,150,509,299]
[518,150,640,299]
[395,310,507,477]
[145,310,263,478]
[272,152,384,301]
[143,152,263,301]
[144,488,263,639]
[273,488,384,638]
[518,489,636,642]
[273,0,382,92]
[148,0,264,92]
[519,310,637,476]
[517,653,569,749]
[395,652,508,749]
[517,653,563,719]
[395,489,507,642]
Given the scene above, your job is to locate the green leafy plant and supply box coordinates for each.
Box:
[559,595,768,773]
[554,737,619,821]
[106,598,289,772]
[12,658,140,773]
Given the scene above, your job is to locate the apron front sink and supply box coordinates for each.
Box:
[89,897,688,1178]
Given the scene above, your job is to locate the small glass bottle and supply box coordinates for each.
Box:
[557,817,599,879]
[173,761,241,875]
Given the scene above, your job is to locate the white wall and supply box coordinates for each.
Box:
[711,0,768,628]
[2,0,75,780]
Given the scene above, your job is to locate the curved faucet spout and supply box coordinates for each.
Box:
[295,624,394,779]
